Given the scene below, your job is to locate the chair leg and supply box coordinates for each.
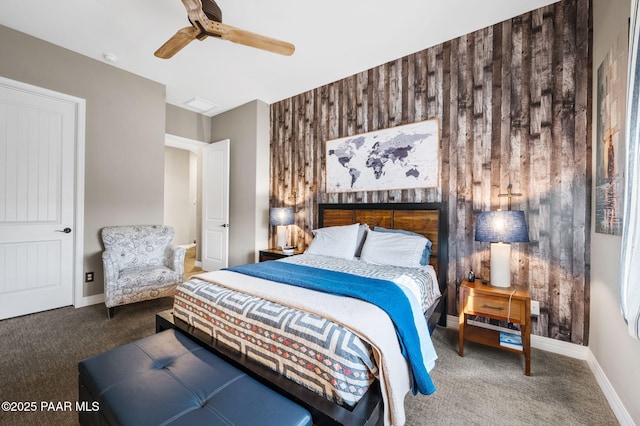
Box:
[107,307,115,319]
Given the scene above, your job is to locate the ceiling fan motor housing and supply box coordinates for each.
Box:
[202,0,222,22]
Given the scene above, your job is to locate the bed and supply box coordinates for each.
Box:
[158,203,448,426]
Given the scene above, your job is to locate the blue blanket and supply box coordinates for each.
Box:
[225,261,436,395]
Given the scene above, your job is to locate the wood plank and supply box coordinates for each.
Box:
[321,209,355,228]
[558,0,579,343]
[457,33,475,283]
[548,1,565,340]
[572,0,592,346]
[355,210,392,229]
[356,70,368,135]
[415,50,427,123]
[446,37,460,314]
[515,12,532,286]
[388,58,401,126]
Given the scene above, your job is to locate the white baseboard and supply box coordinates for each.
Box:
[586,351,636,426]
[447,314,634,425]
[195,260,202,267]
[75,292,105,308]
[529,333,589,360]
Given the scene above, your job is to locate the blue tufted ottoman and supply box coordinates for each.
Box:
[78,329,312,426]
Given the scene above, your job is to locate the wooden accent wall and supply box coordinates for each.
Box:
[270,0,592,345]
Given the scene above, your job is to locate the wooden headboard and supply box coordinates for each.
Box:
[318,202,447,284]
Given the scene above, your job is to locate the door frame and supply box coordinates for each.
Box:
[0,76,86,309]
[165,133,208,266]
[165,133,208,154]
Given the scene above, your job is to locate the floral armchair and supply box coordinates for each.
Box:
[101,225,186,318]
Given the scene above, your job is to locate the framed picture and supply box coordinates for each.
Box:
[596,30,627,235]
[325,119,440,193]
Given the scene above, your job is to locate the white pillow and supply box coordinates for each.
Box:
[305,223,360,260]
[360,230,426,268]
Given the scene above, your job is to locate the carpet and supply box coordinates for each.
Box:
[0,298,619,425]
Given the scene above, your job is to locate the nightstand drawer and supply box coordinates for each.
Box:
[464,294,524,323]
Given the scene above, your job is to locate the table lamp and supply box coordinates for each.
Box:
[269,207,294,250]
[475,210,529,287]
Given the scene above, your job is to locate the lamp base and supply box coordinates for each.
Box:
[276,225,287,249]
[490,243,512,288]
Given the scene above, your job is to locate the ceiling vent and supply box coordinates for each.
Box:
[183,97,219,116]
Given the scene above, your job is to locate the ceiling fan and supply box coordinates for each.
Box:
[155,0,295,58]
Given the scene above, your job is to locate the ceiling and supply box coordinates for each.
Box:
[0,0,559,117]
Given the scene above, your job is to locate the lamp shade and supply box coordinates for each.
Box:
[475,210,529,243]
[269,207,294,226]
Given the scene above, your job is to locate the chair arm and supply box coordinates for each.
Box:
[167,245,187,278]
[102,250,121,285]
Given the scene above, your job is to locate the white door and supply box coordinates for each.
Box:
[0,79,78,320]
[201,139,230,271]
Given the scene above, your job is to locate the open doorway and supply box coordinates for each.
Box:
[164,134,207,279]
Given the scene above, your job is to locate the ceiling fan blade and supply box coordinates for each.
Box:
[225,27,295,56]
[203,21,295,56]
[155,26,201,59]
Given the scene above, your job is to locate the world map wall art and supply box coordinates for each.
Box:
[325,119,440,193]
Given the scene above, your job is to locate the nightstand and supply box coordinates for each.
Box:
[258,248,303,262]
[458,279,531,375]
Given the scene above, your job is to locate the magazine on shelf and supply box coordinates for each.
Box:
[499,331,523,350]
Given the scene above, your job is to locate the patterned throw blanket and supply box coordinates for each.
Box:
[226,261,437,395]
[174,277,377,406]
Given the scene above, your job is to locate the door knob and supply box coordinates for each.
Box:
[56,227,72,233]
[221,224,229,228]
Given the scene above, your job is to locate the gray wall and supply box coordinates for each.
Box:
[211,100,270,266]
[591,0,640,423]
[166,104,212,143]
[0,24,166,298]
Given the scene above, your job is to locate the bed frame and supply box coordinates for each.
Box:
[157,202,447,426]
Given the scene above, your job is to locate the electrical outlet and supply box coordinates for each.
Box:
[85,272,94,282]
[531,300,540,316]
